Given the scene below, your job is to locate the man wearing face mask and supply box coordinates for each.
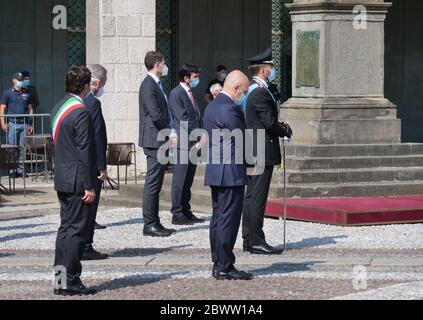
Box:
[204,65,227,103]
[81,64,109,261]
[242,48,293,255]
[21,71,40,114]
[0,72,34,178]
[139,51,176,237]
[51,66,97,296]
[168,64,205,225]
[204,70,253,280]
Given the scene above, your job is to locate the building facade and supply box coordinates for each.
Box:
[0,0,422,175]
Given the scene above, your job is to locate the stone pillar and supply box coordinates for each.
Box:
[282,0,400,145]
[86,0,156,175]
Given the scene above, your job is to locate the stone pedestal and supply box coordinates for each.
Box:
[282,0,400,145]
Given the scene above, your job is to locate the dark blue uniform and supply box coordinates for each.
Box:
[0,87,33,174]
[204,92,247,273]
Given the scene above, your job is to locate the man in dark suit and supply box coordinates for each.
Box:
[242,48,292,255]
[139,51,176,237]
[81,64,109,261]
[168,64,205,225]
[51,66,97,296]
[204,70,253,281]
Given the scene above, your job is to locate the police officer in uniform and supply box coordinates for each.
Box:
[0,73,34,177]
[21,71,40,113]
[242,48,292,255]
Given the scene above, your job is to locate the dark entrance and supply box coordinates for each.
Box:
[0,0,85,118]
[385,0,423,143]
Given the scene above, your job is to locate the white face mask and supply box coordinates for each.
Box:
[162,64,169,77]
[218,72,227,81]
[96,86,105,98]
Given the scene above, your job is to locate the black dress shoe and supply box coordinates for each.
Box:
[215,268,253,281]
[187,214,205,224]
[143,224,176,237]
[54,283,97,296]
[82,246,108,261]
[94,222,107,230]
[172,215,195,225]
[248,243,284,255]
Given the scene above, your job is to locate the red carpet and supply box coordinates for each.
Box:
[265,196,423,226]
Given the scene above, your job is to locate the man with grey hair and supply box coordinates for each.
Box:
[210,83,223,99]
[81,64,109,260]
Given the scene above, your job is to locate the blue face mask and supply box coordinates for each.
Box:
[15,81,24,89]
[190,77,200,88]
[268,67,276,82]
[235,93,246,106]
[23,80,30,87]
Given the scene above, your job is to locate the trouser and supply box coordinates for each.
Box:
[54,192,93,286]
[142,148,166,227]
[7,122,29,174]
[242,166,274,247]
[210,186,245,273]
[86,177,103,245]
[171,160,197,218]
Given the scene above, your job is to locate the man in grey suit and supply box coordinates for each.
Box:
[168,64,205,225]
[139,51,176,237]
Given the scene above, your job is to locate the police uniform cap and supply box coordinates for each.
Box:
[247,48,273,66]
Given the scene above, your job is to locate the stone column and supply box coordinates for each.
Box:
[282,0,400,145]
[86,0,156,174]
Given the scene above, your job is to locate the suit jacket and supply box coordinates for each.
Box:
[245,82,287,166]
[168,84,202,150]
[139,75,170,150]
[50,94,97,193]
[84,93,108,172]
[204,93,247,187]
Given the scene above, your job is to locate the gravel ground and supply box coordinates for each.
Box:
[0,277,402,300]
[1,207,422,251]
[1,206,422,300]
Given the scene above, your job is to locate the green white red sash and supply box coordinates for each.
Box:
[51,97,84,144]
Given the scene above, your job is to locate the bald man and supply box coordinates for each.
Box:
[204,71,253,281]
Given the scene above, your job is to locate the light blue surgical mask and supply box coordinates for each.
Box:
[268,67,276,82]
[15,81,24,89]
[190,78,200,88]
[95,86,105,98]
[235,93,246,106]
[162,64,169,77]
[23,80,30,87]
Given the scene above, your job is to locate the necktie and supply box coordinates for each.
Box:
[188,89,200,121]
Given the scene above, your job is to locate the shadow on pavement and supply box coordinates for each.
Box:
[250,261,319,277]
[110,244,192,257]
[96,271,189,292]
[0,230,55,243]
[274,236,348,251]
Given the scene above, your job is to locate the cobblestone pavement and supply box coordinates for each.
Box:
[0,204,422,300]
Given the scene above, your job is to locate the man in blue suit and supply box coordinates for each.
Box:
[168,64,205,225]
[82,64,109,261]
[204,70,253,281]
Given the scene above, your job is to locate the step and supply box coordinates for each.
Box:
[284,167,423,184]
[284,180,423,199]
[286,155,423,170]
[286,143,423,158]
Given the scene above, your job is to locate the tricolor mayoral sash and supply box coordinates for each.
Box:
[51,96,84,144]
